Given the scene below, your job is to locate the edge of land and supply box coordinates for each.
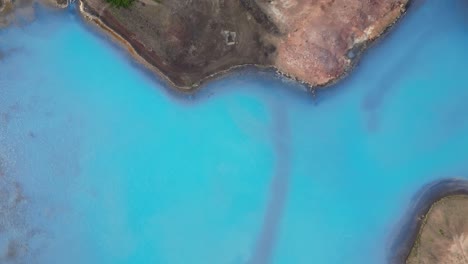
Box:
[2,0,413,93]
[389,178,468,264]
[76,0,411,93]
[78,0,278,93]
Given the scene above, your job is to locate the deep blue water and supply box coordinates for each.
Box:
[1,1,468,263]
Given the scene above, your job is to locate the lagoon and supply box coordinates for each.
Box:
[1,1,468,263]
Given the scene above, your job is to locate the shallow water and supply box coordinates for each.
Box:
[1,1,468,263]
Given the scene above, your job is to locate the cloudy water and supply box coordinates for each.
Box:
[1,1,468,263]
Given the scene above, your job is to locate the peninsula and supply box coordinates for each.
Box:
[1,0,409,90]
[76,0,409,90]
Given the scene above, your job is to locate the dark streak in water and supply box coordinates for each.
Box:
[247,101,290,264]
[388,178,468,264]
[361,29,429,132]
[407,0,426,11]
[0,47,23,61]
[439,94,468,130]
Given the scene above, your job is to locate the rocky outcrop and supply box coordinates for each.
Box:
[0,0,13,26]
[44,0,68,9]
[79,0,409,91]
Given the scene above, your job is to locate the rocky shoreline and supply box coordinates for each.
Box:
[389,179,468,264]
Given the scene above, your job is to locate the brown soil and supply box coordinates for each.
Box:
[266,0,408,87]
[78,0,409,91]
[2,0,409,90]
[407,195,468,264]
[80,0,277,90]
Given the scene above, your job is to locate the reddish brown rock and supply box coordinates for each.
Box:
[267,0,408,87]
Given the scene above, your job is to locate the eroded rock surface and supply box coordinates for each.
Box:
[407,195,468,264]
[79,0,409,90]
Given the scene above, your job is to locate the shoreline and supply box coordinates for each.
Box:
[78,0,279,94]
[389,178,468,264]
[79,0,280,94]
[77,0,412,94]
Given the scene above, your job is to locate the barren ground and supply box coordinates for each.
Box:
[2,0,409,89]
[407,195,468,264]
[78,0,409,90]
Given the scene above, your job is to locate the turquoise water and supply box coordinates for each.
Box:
[1,1,468,263]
